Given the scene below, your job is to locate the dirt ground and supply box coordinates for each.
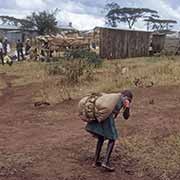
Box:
[0,72,180,180]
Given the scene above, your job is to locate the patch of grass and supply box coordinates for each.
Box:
[116,134,180,180]
[1,55,180,103]
[0,61,46,87]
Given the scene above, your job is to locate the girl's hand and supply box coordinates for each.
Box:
[123,108,130,120]
[123,99,130,120]
[123,99,130,108]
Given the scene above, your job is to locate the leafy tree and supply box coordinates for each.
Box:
[26,9,60,35]
[105,3,159,29]
[104,2,120,27]
[0,9,59,35]
[144,17,177,31]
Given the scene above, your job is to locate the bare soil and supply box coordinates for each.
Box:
[0,73,180,180]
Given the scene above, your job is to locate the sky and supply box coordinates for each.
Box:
[0,0,180,30]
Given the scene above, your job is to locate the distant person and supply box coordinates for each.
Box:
[3,37,8,55]
[0,40,4,65]
[16,39,24,61]
[149,42,154,56]
[25,39,31,56]
[85,90,133,172]
[91,42,96,49]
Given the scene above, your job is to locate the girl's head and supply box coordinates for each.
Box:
[121,90,133,102]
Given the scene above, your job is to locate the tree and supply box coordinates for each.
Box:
[144,17,177,32]
[25,9,60,35]
[104,2,120,27]
[105,3,159,29]
[0,9,59,35]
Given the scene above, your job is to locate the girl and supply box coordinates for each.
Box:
[86,90,133,172]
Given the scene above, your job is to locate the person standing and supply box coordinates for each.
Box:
[0,40,4,65]
[16,39,24,61]
[86,90,133,172]
[3,37,8,56]
[25,39,31,56]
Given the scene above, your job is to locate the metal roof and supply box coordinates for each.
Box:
[0,24,20,30]
[58,23,77,31]
[94,26,153,33]
[0,24,37,31]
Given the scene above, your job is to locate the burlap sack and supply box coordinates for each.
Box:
[78,93,121,122]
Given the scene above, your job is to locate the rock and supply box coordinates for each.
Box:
[34,101,50,107]
[149,99,155,105]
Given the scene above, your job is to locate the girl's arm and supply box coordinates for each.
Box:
[123,99,130,120]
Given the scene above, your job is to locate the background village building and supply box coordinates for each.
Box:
[151,31,180,55]
[0,24,38,43]
[58,23,77,33]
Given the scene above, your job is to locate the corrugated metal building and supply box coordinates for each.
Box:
[0,24,38,43]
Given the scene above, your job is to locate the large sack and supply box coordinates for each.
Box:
[78,93,121,122]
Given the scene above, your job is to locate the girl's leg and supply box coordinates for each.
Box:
[102,139,115,171]
[94,135,104,166]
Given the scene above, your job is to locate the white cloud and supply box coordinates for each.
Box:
[59,11,105,30]
[0,8,30,18]
[15,0,47,10]
[139,0,180,19]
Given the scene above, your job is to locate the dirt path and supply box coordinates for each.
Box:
[0,73,180,180]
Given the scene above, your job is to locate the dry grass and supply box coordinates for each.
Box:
[0,61,46,87]
[0,56,180,103]
[115,134,180,180]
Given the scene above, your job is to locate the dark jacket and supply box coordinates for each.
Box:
[16,42,23,51]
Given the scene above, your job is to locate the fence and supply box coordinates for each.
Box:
[99,27,151,59]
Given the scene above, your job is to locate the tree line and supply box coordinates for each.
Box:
[105,2,177,32]
[0,3,178,35]
[0,9,59,35]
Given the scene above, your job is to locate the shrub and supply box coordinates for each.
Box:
[64,49,103,67]
[46,63,65,75]
[46,58,94,85]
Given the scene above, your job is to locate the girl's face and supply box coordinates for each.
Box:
[123,99,130,109]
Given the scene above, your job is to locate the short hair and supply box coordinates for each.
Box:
[121,90,133,102]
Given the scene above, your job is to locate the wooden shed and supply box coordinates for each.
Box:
[99,27,151,59]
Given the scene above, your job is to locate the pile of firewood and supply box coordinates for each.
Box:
[37,35,90,50]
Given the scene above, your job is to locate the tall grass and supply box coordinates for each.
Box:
[0,56,180,103]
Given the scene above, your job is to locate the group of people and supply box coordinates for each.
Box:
[0,37,32,66]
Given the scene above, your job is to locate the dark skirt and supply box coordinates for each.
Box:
[85,114,118,140]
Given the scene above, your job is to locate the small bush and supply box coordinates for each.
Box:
[46,59,94,85]
[63,59,87,84]
[64,49,103,67]
[46,63,65,75]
